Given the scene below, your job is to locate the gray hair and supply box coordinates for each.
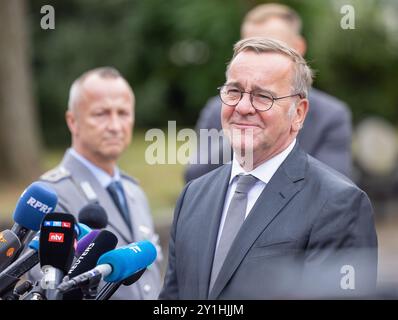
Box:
[68,67,129,112]
[227,37,313,98]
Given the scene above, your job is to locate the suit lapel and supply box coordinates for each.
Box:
[197,165,232,299]
[61,151,133,243]
[209,145,307,299]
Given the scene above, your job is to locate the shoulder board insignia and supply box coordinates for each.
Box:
[80,181,98,201]
[121,172,139,185]
[40,166,70,183]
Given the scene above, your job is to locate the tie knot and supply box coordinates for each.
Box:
[235,174,258,194]
[108,180,122,192]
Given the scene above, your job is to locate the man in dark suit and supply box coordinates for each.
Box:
[185,3,352,182]
[160,38,377,299]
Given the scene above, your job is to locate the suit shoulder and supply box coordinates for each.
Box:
[310,88,351,116]
[120,171,139,185]
[204,95,221,110]
[307,155,360,192]
[40,166,71,184]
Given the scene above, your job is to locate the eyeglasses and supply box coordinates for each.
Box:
[218,85,304,112]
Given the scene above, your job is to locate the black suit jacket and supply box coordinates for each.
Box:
[160,144,377,299]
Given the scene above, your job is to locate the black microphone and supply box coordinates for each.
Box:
[63,230,118,300]
[38,212,77,300]
[78,203,131,245]
[78,203,108,229]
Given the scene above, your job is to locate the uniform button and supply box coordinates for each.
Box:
[143,284,151,293]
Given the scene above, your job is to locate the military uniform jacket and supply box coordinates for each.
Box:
[39,149,162,300]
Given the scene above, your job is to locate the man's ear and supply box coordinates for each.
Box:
[65,110,77,136]
[292,98,309,132]
[294,35,307,56]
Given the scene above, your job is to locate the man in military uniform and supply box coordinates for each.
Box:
[38,67,162,300]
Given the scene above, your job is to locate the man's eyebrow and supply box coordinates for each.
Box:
[225,82,278,96]
[251,85,277,96]
[224,81,242,88]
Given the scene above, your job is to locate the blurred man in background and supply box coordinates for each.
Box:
[185,3,352,182]
[39,67,162,299]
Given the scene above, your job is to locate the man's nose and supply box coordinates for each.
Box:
[234,92,256,115]
[107,113,123,131]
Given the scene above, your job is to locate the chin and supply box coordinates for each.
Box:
[232,140,255,156]
[101,148,123,159]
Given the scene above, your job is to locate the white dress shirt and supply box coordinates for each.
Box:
[215,139,296,248]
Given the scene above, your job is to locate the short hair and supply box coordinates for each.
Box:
[68,66,130,112]
[242,3,302,35]
[227,37,313,98]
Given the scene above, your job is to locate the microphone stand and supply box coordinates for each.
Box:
[58,274,102,299]
[21,267,65,300]
[95,269,146,300]
[22,281,46,300]
[1,280,33,300]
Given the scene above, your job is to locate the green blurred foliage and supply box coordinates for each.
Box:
[28,0,398,146]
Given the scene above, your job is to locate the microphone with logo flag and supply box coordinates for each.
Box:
[0,182,58,273]
[12,182,58,245]
[35,212,77,300]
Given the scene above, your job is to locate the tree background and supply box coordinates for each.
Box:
[25,0,398,145]
[0,0,397,210]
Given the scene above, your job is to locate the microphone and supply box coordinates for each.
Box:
[75,223,91,240]
[0,227,96,299]
[78,203,132,245]
[0,182,57,273]
[12,182,58,245]
[63,229,118,300]
[58,240,157,293]
[75,229,101,257]
[68,230,118,277]
[38,212,77,299]
[0,230,22,270]
[78,203,108,229]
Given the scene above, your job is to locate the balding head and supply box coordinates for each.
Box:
[241,3,306,56]
[68,67,134,114]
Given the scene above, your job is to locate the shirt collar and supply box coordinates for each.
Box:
[68,148,121,188]
[230,139,296,185]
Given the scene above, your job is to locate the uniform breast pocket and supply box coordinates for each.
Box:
[247,240,300,259]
